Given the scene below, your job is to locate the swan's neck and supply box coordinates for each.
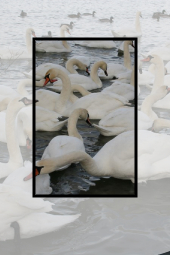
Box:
[62,41,71,51]
[90,63,102,86]
[69,84,91,103]
[66,59,79,74]
[25,32,32,54]
[68,109,83,140]
[17,79,32,96]
[38,151,99,176]
[141,94,159,120]
[151,60,164,94]
[54,70,71,113]
[135,13,141,33]
[0,98,11,111]
[6,99,24,165]
[124,42,132,70]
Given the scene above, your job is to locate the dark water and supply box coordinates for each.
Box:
[35,41,135,196]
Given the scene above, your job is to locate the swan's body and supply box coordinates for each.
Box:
[93,107,134,136]
[40,109,90,170]
[138,130,170,182]
[0,28,35,59]
[99,16,114,23]
[53,61,107,91]
[36,26,71,52]
[111,11,142,38]
[152,118,170,132]
[35,131,134,182]
[75,40,116,49]
[36,106,67,131]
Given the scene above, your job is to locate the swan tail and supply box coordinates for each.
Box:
[15,213,81,240]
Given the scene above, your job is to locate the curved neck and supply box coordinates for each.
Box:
[141,93,162,120]
[6,98,24,165]
[0,97,11,111]
[38,151,99,176]
[90,62,102,86]
[68,109,83,140]
[124,42,132,70]
[70,84,91,103]
[62,40,71,51]
[54,69,71,113]
[17,79,32,96]
[151,59,164,94]
[135,12,141,32]
[66,59,79,74]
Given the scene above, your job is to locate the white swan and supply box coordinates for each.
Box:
[36,25,71,52]
[52,61,108,91]
[93,107,134,136]
[138,130,170,182]
[0,97,33,179]
[29,130,134,182]
[43,68,130,119]
[36,109,91,170]
[141,86,170,121]
[111,11,142,37]
[0,28,35,59]
[36,84,91,111]
[24,59,89,80]
[75,40,116,49]
[98,41,134,80]
[0,177,80,240]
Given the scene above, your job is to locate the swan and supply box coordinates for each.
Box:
[0,28,35,59]
[98,41,134,80]
[82,11,96,16]
[99,16,114,23]
[93,107,134,136]
[43,67,130,118]
[68,12,81,18]
[24,59,90,80]
[111,11,142,37]
[152,10,170,18]
[36,25,71,52]
[69,55,91,68]
[75,40,116,49]
[141,54,165,94]
[152,118,170,132]
[26,130,134,182]
[36,84,90,111]
[42,31,52,37]
[60,22,74,29]
[138,130,170,182]
[141,86,170,121]
[147,44,170,61]
[36,106,67,131]
[52,60,107,91]
[0,97,33,179]
[0,179,80,240]
[36,108,92,171]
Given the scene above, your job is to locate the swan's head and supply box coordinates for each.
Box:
[44,69,58,86]
[79,108,92,126]
[24,166,44,181]
[77,61,90,74]
[26,28,36,37]
[99,61,108,76]
[141,54,162,65]
[137,11,142,18]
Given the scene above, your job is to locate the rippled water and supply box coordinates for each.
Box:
[1,0,170,254]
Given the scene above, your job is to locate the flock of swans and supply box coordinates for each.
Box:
[0,6,170,247]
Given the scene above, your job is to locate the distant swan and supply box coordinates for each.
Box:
[82,11,96,16]
[68,12,81,18]
[99,16,114,23]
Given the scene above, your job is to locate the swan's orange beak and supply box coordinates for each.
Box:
[23,168,40,181]
[86,67,90,75]
[44,77,50,86]
[86,118,92,127]
[141,57,150,62]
